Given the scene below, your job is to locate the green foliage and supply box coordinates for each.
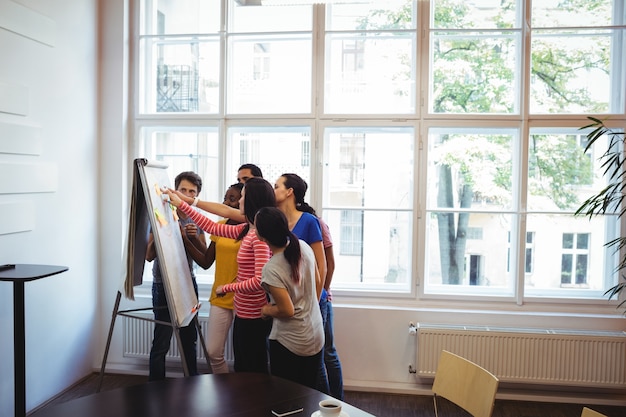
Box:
[357,0,618,286]
[356,1,413,31]
[576,117,626,218]
[432,36,515,113]
[531,38,609,113]
[432,0,471,29]
[436,134,512,204]
[576,117,626,313]
[358,0,609,114]
[529,135,593,210]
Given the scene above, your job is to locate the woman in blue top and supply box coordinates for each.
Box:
[273,173,325,300]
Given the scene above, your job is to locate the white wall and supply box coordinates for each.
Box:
[96,0,130,383]
[0,0,99,415]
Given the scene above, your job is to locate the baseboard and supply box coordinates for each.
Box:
[343,379,626,407]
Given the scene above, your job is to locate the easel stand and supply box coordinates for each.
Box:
[99,159,213,392]
[97,290,211,392]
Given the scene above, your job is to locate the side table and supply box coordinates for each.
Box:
[0,264,68,417]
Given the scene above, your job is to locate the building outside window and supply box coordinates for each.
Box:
[340,210,363,256]
[561,233,590,286]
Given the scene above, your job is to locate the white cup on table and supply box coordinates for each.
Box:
[318,399,342,416]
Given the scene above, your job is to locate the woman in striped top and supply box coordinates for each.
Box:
[165,177,276,374]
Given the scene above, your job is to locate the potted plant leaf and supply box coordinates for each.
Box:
[576,117,626,313]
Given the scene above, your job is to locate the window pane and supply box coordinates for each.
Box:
[325,33,416,114]
[525,248,532,273]
[140,128,220,196]
[562,233,574,250]
[323,127,414,210]
[227,126,312,184]
[561,254,572,284]
[430,32,519,113]
[425,127,516,294]
[141,0,221,35]
[530,30,620,114]
[526,214,616,295]
[229,1,312,33]
[528,128,608,212]
[427,128,514,211]
[326,0,416,31]
[529,0,626,115]
[227,35,312,114]
[577,233,589,250]
[432,0,519,30]
[532,0,614,27]
[322,126,414,291]
[339,209,363,255]
[523,232,535,274]
[139,37,221,114]
[575,254,588,284]
[425,212,514,294]
[324,209,412,289]
[526,126,619,296]
[139,127,220,285]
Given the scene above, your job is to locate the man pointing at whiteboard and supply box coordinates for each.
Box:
[146,171,207,380]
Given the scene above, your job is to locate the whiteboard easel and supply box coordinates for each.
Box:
[98,159,211,391]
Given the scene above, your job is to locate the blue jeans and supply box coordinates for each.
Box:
[149,281,198,381]
[316,293,344,400]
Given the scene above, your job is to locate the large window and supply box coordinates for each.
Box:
[134,0,625,304]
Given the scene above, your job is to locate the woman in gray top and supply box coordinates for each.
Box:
[257,207,324,389]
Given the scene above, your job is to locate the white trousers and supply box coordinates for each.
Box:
[206,304,234,374]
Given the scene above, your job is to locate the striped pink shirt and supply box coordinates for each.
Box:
[178,202,271,319]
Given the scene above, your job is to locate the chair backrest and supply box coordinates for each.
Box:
[581,407,608,417]
[432,350,499,417]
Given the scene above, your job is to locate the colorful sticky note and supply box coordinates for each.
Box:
[154,208,168,226]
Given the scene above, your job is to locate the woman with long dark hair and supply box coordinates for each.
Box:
[165,177,276,374]
[273,173,325,299]
[256,207,324,389]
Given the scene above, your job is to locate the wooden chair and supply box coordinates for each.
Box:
[581,407,608,417]
[432,350,499,417]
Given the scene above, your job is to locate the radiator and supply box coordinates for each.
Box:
[416,323,626,388]
[123,313,234,363]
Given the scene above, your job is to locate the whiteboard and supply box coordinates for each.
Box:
[126,158,199,328]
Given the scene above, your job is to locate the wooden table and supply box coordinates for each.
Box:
[0,264,68,417]
[31,373,376,417]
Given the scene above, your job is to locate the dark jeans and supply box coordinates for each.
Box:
[232,316,272,374]
[149,281,198,381]
[269,339,322,390]
[316,294,344,400]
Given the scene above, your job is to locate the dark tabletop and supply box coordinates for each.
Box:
[31,373,376,417]
[0,264,68,282]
